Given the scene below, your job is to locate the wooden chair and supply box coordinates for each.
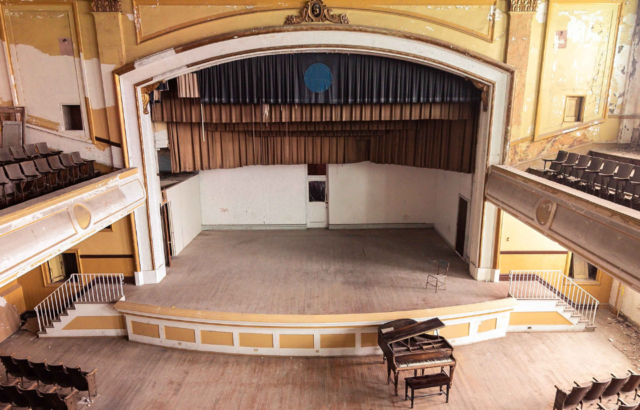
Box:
[66,366,97,402]
[622,370,640,400]
[0,354,23,385]
[19,384,56,410]
[35,142,62,157]
[590,160,619,196]
[623,168,640,209]
[23,143,40,158]
[598,398,640,410]
[8,145,27,161]
[46,155,71,187]
[585,377,612,403]
[603,373,632,401]
[547,153,579,180]
[0,148,13,165]
[34,157,61,191]
[20,160,49,194]
[12,356,38,387]
[0,382,12,410]
[1,381,30,408]
[5,163,36,201]
[48,364,74,390]
[42,388,78,410]
[58,154,81,183]
[0,168,16,208]
[601,163,635,201]
[554,382,592,410]
[28,359,56,387]
[542,150,569,170]
[426,260,449,293]
[70,151,99,179]
[566,155,592,179]
[566,157,604,189]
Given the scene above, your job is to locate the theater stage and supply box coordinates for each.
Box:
[125,228,508,315]
[115,229,515,356]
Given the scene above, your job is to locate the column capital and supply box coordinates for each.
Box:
[509,0,538,12]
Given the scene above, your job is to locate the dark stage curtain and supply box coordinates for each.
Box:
[196,53,480,105]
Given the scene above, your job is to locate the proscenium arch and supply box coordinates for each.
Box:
[115,26,515,285]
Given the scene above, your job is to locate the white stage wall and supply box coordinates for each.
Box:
[200,165,307,228]
[198,163,472,241]
[164,174,202,255]
[327,162,437,226]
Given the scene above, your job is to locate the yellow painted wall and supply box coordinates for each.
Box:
[0,217,136,313]
[509,312,573,326]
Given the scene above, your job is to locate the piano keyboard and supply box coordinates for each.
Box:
[398,357,455,368]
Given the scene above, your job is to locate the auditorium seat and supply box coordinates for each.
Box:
[46,155,71,187]
[0,148,13,165]
[19,384,55,410]
[554,382,592,410]
[20,160,50,194]
[28,359,56,387]
[34,158,61,190]
[58,154,81,183]
[565,157,603,188]
[42,388,78,410]
[71,151,99,180]
[542,150,569,171]
[0,354,23,385]
[66,366,98,402]
[9,145,27,161]
[48,364,74,390]
[621,370,640,399]
[24,143,40,158]
[0,381,31,408]
[597,163,633,200]
[5,163,37,200]
[12,356,38,386]
[35,142,61,157]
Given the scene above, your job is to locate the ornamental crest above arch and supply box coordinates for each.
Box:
[285,0,349,25]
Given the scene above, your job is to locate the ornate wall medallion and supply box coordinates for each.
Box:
[285,0,349,25]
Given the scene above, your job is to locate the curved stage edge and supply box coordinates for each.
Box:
[112,298,519,356]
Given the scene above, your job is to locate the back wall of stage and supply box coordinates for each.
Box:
[199,162,472,231]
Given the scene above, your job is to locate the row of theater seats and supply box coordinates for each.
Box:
[554,369,640,410]
[530,151,640,209]
[0,353,97,410]
[0,142,100,209]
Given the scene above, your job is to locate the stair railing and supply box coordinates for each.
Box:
[34,273,125,333]
[509,270,599,327]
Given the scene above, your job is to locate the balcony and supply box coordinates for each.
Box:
[485,165,640,292]
[0,168,146,287]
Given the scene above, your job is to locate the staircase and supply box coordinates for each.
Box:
[34,274,125,335]
[508,270,599,331]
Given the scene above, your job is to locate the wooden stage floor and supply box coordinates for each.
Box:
[0,311,635,409]
[125,228,509,315]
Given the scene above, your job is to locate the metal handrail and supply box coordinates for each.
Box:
[509,270,599,327]
[34,273,125,333]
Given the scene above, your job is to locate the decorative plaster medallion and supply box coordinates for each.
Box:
[535,200,553,226]
[285,0,349,25]
[73,204,92,229]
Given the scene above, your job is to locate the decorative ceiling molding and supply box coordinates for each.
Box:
[91,0,122,13]
[285,0,349,25]
[141,82,161,115]
[508,0,537,12]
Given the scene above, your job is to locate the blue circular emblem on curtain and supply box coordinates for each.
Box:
[304,63,333,93]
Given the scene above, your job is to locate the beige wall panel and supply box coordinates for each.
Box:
[499,254,568,274]
[165,326,196,343]
[0,282,26,314]
[509,312,573,326]
[361,333,378,347]
[239,333,273,348]
[440,323,469,339]
[78,219,134,255]
[478,318,497,333]
[279,334,314,349]
[62,315,126,330]
[320,334,356,349]
[17,267,55,312]
[131,321,160,338]
[201,330,233,346]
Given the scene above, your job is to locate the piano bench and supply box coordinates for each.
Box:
[404,372,451,408]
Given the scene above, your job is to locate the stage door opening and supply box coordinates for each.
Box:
[307,164,328,228]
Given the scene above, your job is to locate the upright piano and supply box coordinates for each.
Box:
[377,318,456,395]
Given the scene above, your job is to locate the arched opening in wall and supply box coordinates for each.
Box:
[116,29,513,286]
